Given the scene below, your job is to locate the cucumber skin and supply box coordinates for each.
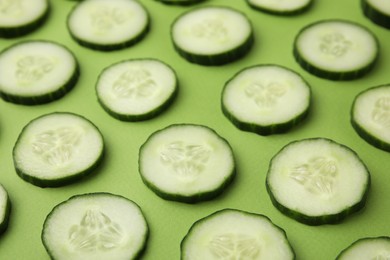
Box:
[0,0,50,38]
[12,112,105,188]
[41,192,149,260]
[361,0,390,29]
[336,236,390,259]
[293,20,380,81]
[246,0,313,16]
[266,138,371,226]
[0,188,11,235]
[138,124,236,204]
[155,0,206,6]
[351,85,390,152]
[0,40,80,106]
[67,2,150,52]
[180,208,296,260]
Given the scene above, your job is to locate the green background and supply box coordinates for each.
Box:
[0,0,390,259]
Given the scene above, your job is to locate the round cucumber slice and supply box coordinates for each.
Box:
[42,192,149,260]
[155,0,206,5]
[222,64,311,135]
[266,138,370,225]
[351,84,390,152]
[0,184,11,235]
[67,0,150,51]
[0,40,79,105]
[0,0,50,38]
[336,236,390,259]
[139,124,236,203]
[171,6,254,65]
[13,112,104,187]
[246,0,313,15]
[293,19,379,80]
[181,209,295,259]
[361,0,390,29]
[96,58,178,121]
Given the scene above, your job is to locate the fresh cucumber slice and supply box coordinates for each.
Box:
[13,112,104,188]
[246,0,313,15]
[171,6,254,65]
[181,209,295,259]
[139,124,235,203]
[362,0,390,29]
[336,236,390,259]
[266,138,370,225]
[351,84,390,152]
[42,192,149,260]
[0,40,79,105]
[155,0,206,6]
[222,64,311,135]
[293,19,379,80]
[0,0,50,38]
[96,58,178,121]
[67,0,150,51]
[0,184,11,235]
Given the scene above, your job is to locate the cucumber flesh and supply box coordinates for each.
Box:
[0,184,11,235]
[96,59,178,121]
[181,209,295,259]
[42,192,149,260]
[171,6,254,65]
[0,0,50,38]
[336,236,390,259]
[362,0,390,29]
[266,138,370,225]
[156,0,206,5]
[246,0,312,15]
[139,124,235,203]
[67,0,150,51]
[351,84,390,152]
[294,19,379,80]
[0,40,79,105]
[13,112,104,187]
[222,64,311,135]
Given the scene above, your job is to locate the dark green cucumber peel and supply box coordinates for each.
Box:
[361,0,390,29]
[245,0,313,16]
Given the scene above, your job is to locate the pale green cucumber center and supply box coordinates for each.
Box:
[0,186,7,224]
[339,239,390,260]
[366,0,390,15]
[0,0,47,27]
[248,0,311,12]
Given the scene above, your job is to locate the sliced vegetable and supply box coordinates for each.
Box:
[155,0,206,5]
[181,208,295,259]
[13,112,104,187]
[67,0,150,51]
[139,124,235,203]
[351,84,390,152]
[361,0,390,29]
[171,6,254,65]
[42,192,148,260]
[96,58,178,121]
[0,0,50,38]
[222,64,311,135]
[0,40,79,105]
[246,0,313,15]
[336,236,390,259]
[293,19,379,80]
[0,184,11,235]
[266,138,370,225]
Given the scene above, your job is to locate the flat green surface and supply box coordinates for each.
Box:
[0,0,389,259]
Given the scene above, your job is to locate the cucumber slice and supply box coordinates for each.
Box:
[13,112,104,187]
[139,124,235,203]
[266,138,370,225]
[155,0,206,6]
[67,0,150,51]
[293,19,379,80]
[42,192,149,260]
[362,0,390,29]
[0,184,11,235]
[246,0,313,15]
[351,84,390,152]
[0,0,50,38]
[181,209,295,259]
[0,40,79,105]
[222,64,311,135]
[96,58,178,121]
[336,236,390,259]
[171,6,254,65]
